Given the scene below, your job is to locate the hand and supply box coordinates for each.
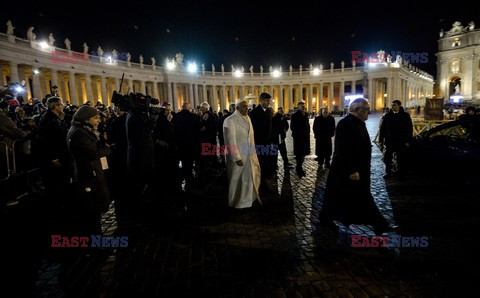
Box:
[236,160,244,166]
[167,113,173,122]
[349,172,360,181]
[58,111,65,121]
[405,142,410,149]
[202,114,209,121]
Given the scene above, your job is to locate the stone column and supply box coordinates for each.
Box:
[50,69,58,92]
[319,82,324,107]
[85,74,94,102]
[99,76,107,105]
[188,83,194,104]
[288,85,294,110]
[239,85,245,100]
[193,84,199,107]
[387,77,392,107]
[298,84,303,102]
[229,86,235,103]
[220,85,227,111]
[308,84,313,112]
[172,82,178,110]
[9,62,19,82]
[278,85,284,110]
[202,84,208,103]
[210,85,218,111]
[140,80,146,95]
[351,80,356,95]
[367,78,373,102]
[329,82,335,110]
[32,71,42,99]
[128,79,134,93]
[153,82,160,99]
[339,81,345,112]
[69,72,79,105]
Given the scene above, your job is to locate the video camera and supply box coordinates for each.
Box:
[111,91,161,116]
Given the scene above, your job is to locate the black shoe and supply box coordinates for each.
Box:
[297,170,306,177]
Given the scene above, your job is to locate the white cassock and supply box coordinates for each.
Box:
[223,110,261,208]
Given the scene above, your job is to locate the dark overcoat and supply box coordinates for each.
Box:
[321,114,383,225]
[67,121,111,212]
[290,110,311,156]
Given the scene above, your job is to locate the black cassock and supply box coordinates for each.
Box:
[320,114,388,227]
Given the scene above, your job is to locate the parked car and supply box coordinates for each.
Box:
[409,119,480,175]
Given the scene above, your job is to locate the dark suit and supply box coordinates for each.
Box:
[290,110,310,172]
[249,105,273,183]
[174,109,201,180]
[379,108,413,175]
[271,113,289,169]
[313,115,335,166]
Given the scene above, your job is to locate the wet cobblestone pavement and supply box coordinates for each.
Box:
[7,113,479,297]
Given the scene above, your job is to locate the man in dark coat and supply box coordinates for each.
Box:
[249,92,273,189]
[105,105,128,218]
[67,106,111,235]
[153,102,178,192]
[126,94,155,201]
[271,107,290,171]
[379,100,413,178]
[313,107,335,168]
[200,102,218,168]
[37,97,71,206]
[319,98,391,235]
[218,104,235,147]
[174,102,201,188]
[290,102,310,177]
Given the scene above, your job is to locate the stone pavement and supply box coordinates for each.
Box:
[16,113,480,297]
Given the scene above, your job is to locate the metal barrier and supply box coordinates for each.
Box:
[0,141,11,181]
[0,138,39,182]
[411,119,451,136]
[11,138,37,175]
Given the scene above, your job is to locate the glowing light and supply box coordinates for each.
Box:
[33,69,39,75]
[384,93,387,97]
[39,41,49,49]
[312,68,320,76]
[272,69,281,77]
[15,86,24,93]
[187,62,197,73]
[312,97,316,102]
[234,69,243,77]
[344,94,364,107]
[166,59,176,70]
[450,95,463,103]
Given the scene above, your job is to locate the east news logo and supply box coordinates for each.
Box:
[51,235,128,247]
[351,235,428,248]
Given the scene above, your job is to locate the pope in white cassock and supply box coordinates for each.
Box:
[223,96,261,208]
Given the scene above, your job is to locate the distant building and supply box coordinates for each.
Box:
[436,21,480,104]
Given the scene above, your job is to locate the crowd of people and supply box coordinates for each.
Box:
[2,79,437,238]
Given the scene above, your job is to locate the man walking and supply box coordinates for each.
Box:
[313,107,335,169]
[249,92,273,191]
[319,98,393,235]
[223,97,261,209]
[290,102,310,177]
[379,100,413,178]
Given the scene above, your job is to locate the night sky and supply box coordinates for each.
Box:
[2,1,479,77]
